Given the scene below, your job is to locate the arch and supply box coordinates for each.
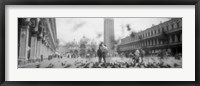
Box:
[175,34,178,42]
[143,33,145,38]
[161,27,164,32]
[157,39,159,45]
[168,24,172,30]
[169,35,173,43]
[160,40,163,45]
[165,25,169,31]
[156,28,159,34]
[173,22,178,29]
[158,28,161,34]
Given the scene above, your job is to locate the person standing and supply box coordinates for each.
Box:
[97,42,108,63]
[101,44,108,63]
[97,44,103,63]
[139,49,145,63]
[134,49,140,63]
[159,50,165,59]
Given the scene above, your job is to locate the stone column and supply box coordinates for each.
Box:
[40,43,45,61]
[47,45,50,57]
[36,40,42,61]
[45,45,48,59]
[168,24,172,30]
[36,18,45,61]
[29,35,37,62]
[43,44,46,59]
[175,34,178,43]
[153,39,155,46]
[40,41,44,61]
[29,18,40,62]
[169,35,172,43]
[18,18,30,65]
[180,33,182,42]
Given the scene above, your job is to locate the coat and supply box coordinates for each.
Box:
[97,48,102,57]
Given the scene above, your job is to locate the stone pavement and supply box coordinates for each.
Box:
[19,56,182,68]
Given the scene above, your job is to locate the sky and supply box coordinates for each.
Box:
[56,18,171,46]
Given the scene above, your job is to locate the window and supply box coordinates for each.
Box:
[171,24,173,29]
[156,28,158,34]
[146,33,148,37]
[157,39,159,45]
[142,42,144,47]
[168,24,172,30]
[143,33,144,38]
[173,23,178,29]
[153,30,155,34]
[166,25,168,31]
[150,40,152,46]
[145,41,147,46]
[178,22,182,28]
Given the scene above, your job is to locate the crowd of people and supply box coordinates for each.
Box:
[96,42,147,65]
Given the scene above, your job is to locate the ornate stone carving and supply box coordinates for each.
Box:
[37,19,45,40]
[30,18,38,35]
[18,18,31,29]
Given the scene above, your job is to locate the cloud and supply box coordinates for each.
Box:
[121,24,125,35]
[71,22,86,32]
[65,19,73,24]
[96,33,102,39]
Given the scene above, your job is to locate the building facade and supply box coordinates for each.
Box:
[117,18,182,56]
[104,18,115,55]
[18,18,58,65]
